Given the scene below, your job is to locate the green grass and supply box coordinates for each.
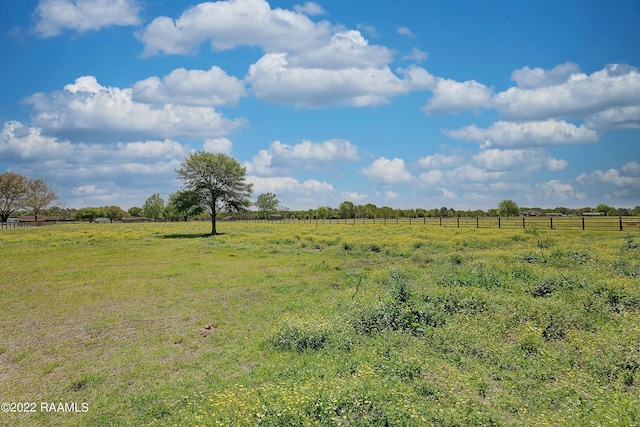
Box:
[1,222,639,426]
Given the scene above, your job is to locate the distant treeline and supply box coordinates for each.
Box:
[8,201,640,223]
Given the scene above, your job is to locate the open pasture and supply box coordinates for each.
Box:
[1,222,639,426]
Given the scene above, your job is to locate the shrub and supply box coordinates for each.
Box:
[362,243,381,252]
[353,270,448,335]
[592,284,640,313]
[568,249,591,264]
[269,318,331,352]
[612,259,640,278]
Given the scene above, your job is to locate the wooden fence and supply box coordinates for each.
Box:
[244,216,640,231]
[1,221,58,229]
[2,216,638,232]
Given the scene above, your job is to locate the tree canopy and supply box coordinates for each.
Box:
[0,172,29,222]
[168,189,204,222]
[176,151,253,235]
[143,193,165,222]
[498,200,520,218]
[255,192,279,219]
[24,178,57,221]
[0,172,57,222]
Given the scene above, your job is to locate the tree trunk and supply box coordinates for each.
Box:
[210,215,217,235]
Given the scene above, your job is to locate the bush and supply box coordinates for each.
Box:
[269,318,331,352]
[592,284,640,313]
[353,270,449,335]
[362,243,381,252]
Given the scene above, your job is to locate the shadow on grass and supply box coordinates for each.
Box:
[161,232,226,239]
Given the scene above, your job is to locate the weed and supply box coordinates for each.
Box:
[612,259,640,278]
[537,237,556,249]
[362,242,381,252]
[624,232,638,250]
[450,253,464,265]
[592,284,640,313]
[524,226,541,235]
[353,270,448,335]
[269,317,331,352]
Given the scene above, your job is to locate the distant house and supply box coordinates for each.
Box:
[94,217,110,223]
[18,215,60,223]
[582,212,605,216]
[520,210,540,217]
[544,212,564,216]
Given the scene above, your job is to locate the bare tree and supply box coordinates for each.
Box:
[24,178,57,222]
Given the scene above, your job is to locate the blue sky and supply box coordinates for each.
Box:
[1,0,639,211]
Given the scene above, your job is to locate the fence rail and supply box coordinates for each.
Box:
[242,216,640,231]
[2,216,638,232]
[1,221,58,229]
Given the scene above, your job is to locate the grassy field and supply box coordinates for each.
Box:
[1,221,639,426]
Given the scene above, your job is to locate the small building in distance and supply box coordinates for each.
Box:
[18,215,60,223]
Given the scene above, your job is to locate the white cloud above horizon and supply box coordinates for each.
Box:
[32,0,142,38]
[24,76,246,142]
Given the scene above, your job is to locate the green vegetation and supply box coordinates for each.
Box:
[1,222,639,426]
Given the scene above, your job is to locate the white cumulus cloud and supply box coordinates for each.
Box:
[135,0,334,56]
[397,27,415,37]
[132,66,246,107]
[444,119,599,148]
[33,0,142,38]
[402,47,428,63]
[361,157,414,184]
[203,138,233,154]
[423,78,492,114]
[248,175,335,209]
[510,62,581,89]
[247,54,433,107]
[472,148,567,172]
[293,2,327,16]
[493,64,640,123]
[24,76,246,142]
[244,139,360,175]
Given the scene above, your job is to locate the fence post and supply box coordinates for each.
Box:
[457,216,460,228]
[498,217,501,228]
[582,217,585,230]
[476,217,479,228]
[522,217,525,229]
[619,216,623,231]
[550,217,553,230]
[439,217,442,227]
